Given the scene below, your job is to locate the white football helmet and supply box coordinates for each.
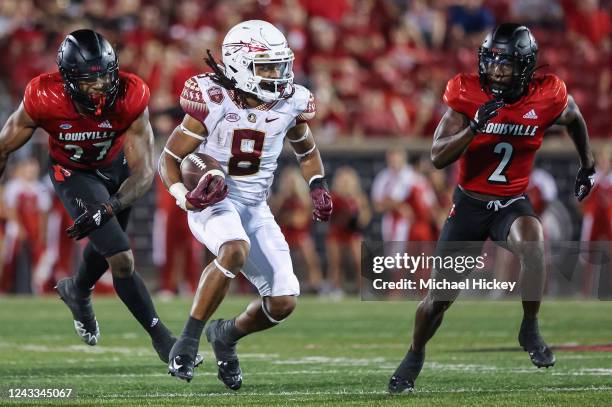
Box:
[221,20,294,103]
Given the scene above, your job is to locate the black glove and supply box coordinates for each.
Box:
[575,166,596,201]
[469,99,505,133]
[66,196,122,240]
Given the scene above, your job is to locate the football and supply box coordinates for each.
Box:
[180,152,226,191]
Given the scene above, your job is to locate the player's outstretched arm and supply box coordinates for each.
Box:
[158,114,208,210]
[287,123,332,222]
[555,95,596,201]
[0,103,37,178]
[115,107,156,208]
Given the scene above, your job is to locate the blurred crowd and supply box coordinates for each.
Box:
[2,147,610,297]
[0,0,611,296]
[0,0,611,139]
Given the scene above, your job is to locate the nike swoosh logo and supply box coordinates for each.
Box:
[265,117,279,123]
[171,358,183,370]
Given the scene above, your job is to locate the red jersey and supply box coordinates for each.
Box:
[443,73,568,196]
[23,72,150,170]
[328,194,361,241]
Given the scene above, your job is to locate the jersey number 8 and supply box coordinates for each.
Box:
[228,129,266,176]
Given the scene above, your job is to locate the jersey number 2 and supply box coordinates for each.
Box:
[228,129,265,176]
[487,142,513,183]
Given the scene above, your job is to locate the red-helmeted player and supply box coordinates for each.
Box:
[389,23,596,393]
[0,29,182,364]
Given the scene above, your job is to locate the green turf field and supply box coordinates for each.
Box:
[0,296,611,406]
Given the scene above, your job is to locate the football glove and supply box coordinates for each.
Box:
[309,177,333,222]
[185,174,228,209]
[66,197,122,240]
[469,99,505,133]
[575,166,596,201]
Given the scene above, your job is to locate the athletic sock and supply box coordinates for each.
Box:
[394,347,425,380]
[182,316,205,341]
[520,316,538,333]
[220,318,247,344]
[112,272,167,340]
[74,243,108,293]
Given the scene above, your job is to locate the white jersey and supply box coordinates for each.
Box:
[180,74,315,205]
[371,165,422,241]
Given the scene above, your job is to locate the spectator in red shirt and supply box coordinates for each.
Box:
[564,0,611,47]
[1,159,50,293]
[270,167,323,293]
[326,166,371,297]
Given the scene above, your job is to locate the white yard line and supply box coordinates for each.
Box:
[84,386,612,398]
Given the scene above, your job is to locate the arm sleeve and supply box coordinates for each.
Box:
[180,77,209,122]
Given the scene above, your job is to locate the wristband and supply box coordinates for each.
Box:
[309,175,328,191]
[169,182,189,210]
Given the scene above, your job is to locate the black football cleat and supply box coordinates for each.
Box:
[216,360,243,391]
[168,355,195,383]
[388,375,415,394]
[519,318,556,368]
[167,337,201,383]
[157,335,204,366]
[206,319,243,390]
[55,277,99,346]
[388,347,424,394]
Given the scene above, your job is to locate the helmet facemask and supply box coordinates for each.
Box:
[63,66,120,116]
[477,24,538,102]
[57,30,121,116]
[250,56,294,102]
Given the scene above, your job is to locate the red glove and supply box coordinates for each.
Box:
[310,177,333,222]
[185,174,228,209]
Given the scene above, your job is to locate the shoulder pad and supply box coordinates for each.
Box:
[180,75,210,121]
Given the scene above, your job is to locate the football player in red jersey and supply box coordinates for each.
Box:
[389,24,596,393]
[0,29,181,363]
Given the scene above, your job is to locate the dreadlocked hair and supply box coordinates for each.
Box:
[204,49,248,106]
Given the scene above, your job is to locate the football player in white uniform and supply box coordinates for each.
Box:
[158,20,333,388]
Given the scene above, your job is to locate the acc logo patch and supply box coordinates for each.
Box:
[59,123,72,129]
[225,113,240,122]
[207,87,224,104]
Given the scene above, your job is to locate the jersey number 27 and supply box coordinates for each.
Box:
[65,140,113,162]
